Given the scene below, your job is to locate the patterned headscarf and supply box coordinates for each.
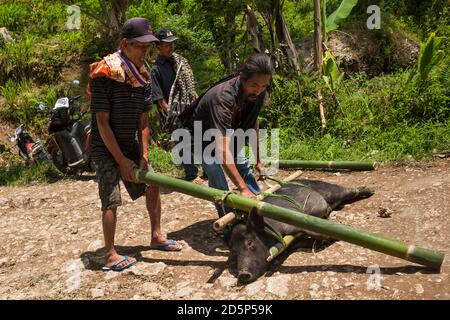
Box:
[86,50,150,97]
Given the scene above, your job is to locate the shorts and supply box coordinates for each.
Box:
[94,155,153,211]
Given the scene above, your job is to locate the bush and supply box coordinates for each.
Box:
[0,1,33,33]
[0,1,68,35]
[0,79,57,132]
[0,33,67,84]
[260,60,449,162]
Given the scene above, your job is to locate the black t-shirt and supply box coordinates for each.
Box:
[151,55,176,103]
[89,77,152,161]
[192,76,268,135]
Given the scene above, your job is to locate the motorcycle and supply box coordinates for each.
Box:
[10,124,52,165]
[44,95,94,175]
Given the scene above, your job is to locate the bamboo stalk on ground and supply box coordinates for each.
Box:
[135,169,444,270]
[213,170,303,231]
[269,160,378,171]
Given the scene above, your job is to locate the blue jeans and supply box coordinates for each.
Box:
[180,145,202,181]
[183,163,200,181]
[202,150,260,217]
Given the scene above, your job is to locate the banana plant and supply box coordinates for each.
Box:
[322,50,344,91]
[313,0,357,124]
[322,0,358,42]
[319,0,358,83]
[407,32,444,84]
[322,50,345,115]
[325,0,358,33]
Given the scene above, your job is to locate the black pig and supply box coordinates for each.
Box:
[227,179,374,283]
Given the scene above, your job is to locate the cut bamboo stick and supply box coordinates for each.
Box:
[269,160,378,171]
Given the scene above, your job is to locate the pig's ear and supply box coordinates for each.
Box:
[246,207,264,233]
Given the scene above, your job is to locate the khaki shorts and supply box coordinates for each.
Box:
[94,156,153,211]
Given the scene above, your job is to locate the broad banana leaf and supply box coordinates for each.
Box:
[323,51,343,90]
[326,0,358,33]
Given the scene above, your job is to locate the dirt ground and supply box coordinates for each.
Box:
[0,159,449,300]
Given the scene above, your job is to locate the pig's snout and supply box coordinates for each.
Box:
[237,270,253,283]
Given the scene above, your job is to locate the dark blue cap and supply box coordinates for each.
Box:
[121,17,159,43]
[155,28,179,43]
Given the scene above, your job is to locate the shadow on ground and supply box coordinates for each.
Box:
[79,219,436,285]
[167,219,229,257]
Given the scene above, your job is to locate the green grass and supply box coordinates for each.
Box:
[0,161,65,187]
[0,79,58,133]
[279,121,450,163]
[146,119,450,177]
[147,144,184,177]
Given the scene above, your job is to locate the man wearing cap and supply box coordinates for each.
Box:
[151,28,203,183]
[88,18,182,272]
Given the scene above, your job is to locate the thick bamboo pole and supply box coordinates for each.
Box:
[269,160,378,171]
[135,170,444,270]
[213,170,303,231]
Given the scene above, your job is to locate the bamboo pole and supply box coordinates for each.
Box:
[318,89,327,131]
[268,160,378,171]
[267,235,298,262]
[213,170,303,231]
[135,169,444,270]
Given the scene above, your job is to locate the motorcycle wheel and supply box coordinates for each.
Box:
[18,150,32,167]
[50,148,71,175]
[87,159,96,172]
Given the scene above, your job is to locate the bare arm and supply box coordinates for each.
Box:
[217,135,256,199]
[96,112,137,182]
[251,119,260,164]
[251,119,265,179]
[157,99,169,114]
[138,112,150,169]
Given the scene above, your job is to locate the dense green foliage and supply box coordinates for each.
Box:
[0,0,448,185]
[0,161,64,186]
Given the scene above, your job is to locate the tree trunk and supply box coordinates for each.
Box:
[321,0,327,43]
[274,5,301,75]
[314,0,326,131]
[98,0,133,50]
[313,0,323,73]
[261,13,276,53]
[224,11,237,73]
[245,5,264,53]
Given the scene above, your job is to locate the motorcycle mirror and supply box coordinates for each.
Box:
[38,102,47,111]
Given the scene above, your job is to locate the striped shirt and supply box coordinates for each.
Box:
[89,77,152,161]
